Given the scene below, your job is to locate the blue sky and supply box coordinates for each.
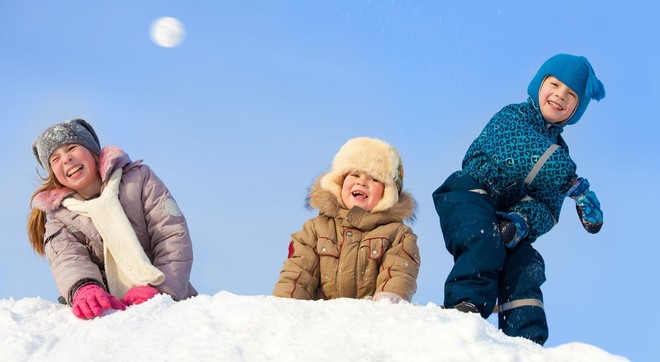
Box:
[1,1,657,360]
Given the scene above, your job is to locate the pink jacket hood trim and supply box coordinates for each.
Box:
[33,146,134,213]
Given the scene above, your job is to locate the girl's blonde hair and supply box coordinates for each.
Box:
[27,169,63,256]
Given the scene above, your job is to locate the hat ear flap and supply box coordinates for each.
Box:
[319,171,345,207]
[395,160,404,193]
[371,186,398,213]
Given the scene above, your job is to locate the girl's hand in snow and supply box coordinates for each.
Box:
[121,286,161,306]
[72,284,126,319]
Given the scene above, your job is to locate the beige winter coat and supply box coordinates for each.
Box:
[273,179,420,301]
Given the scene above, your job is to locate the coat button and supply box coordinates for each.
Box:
[346,231,353,237]
[322,247,327,252]
[372,249,378,255]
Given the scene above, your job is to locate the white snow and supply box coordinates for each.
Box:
[0,291,628,362]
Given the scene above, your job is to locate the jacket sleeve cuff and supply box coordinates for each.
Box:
[67,278,106,306]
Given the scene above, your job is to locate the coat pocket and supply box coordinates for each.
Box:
[364,237,391,260]
[317,237,339,258]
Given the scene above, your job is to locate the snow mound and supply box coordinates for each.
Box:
[0,292,628,361]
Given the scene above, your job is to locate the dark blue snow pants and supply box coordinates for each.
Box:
[432,171,549,345]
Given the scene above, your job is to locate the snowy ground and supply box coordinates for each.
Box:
[0,291,628,362]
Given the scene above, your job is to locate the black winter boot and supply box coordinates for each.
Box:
[454,301,479,313]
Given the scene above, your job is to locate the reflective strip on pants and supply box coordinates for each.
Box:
[494,298,545,313]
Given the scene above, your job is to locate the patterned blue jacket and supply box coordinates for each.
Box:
[461,98,578,239]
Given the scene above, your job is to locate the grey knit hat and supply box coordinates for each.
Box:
[32,119,101,173]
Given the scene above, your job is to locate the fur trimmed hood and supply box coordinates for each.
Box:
[33,146,135,213]
[307,175,416,225]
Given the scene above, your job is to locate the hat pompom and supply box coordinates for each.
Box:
[586,69,606,101]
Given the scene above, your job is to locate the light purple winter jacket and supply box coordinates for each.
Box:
[33,146,197,304]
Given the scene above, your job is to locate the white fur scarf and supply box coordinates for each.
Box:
[62,168,165,298]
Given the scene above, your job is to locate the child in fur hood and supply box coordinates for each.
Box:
[27,119,197,319]
[432,54,605,345]
[273,137,420,303]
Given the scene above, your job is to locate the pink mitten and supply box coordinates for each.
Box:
[72,284,126,319]
[121,286,160,306]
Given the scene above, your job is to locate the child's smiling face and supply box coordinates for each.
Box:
[538,75,579,124]
[49,143,102,199]
[340,170,385,212]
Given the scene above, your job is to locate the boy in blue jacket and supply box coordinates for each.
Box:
[432,54,605,345]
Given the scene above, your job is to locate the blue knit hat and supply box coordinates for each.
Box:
[32,118,101,173]
[527,54,605,125]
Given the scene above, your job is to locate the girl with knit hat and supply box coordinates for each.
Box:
[28,119,197,319]
[433,54,605,345]
[273,137,420,303]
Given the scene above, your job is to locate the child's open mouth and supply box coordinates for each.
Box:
[351,191,367,200]
[67,165,83,177]
[548,100,564,110]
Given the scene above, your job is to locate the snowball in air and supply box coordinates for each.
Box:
[150,17,185,48]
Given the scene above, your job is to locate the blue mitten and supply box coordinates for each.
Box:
[496,212,528,248]
[567,178,603,234]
